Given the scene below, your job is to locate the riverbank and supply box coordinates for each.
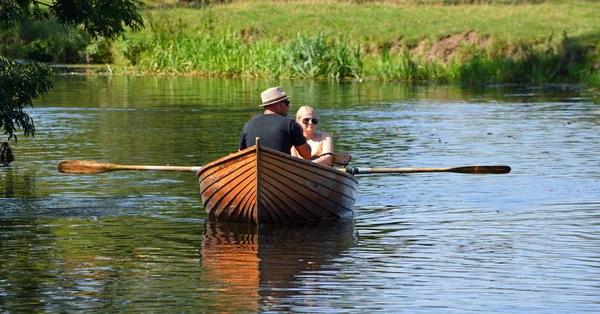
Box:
[3,1,598,86]
[107,0,599,86]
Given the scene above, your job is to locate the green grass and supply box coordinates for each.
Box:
[111,0,600,85]
[133,1,600,48]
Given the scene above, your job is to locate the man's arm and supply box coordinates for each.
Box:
[238,132,247,151]
[312,134,333,166]
[289,119,311,159]
[294,143,312,160]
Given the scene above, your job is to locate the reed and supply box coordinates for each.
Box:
[120,27,599,86]
[279,33,362,79]
[123,24,363,79]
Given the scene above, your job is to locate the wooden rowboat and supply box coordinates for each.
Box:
[197,139,358,224]
[57,142,508,225]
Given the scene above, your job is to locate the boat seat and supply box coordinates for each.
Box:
[332,153,352,167]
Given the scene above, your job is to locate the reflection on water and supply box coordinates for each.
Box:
[0,168,38,199]
[1,76,599,312]
[202,221,261,313]
[201,219,357,312]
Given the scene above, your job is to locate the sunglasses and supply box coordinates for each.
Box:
[282,100,290,107]
[302,117,319,125]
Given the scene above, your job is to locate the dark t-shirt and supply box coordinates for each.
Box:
[239,114,306,154]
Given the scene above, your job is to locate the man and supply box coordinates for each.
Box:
[239,86,311,159]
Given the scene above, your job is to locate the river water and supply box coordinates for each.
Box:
[1,76,599,313]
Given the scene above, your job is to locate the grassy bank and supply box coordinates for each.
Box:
[110,0,599,86]
[5,0,599,86]
[137,0,599,48]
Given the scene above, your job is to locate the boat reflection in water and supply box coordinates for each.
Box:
[200,218,357,312]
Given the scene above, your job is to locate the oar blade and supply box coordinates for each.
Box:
[57,160,118,174]
[450,165,511,174]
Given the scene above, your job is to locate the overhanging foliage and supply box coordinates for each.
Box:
[0,0,144,142]
[0,57,52,141]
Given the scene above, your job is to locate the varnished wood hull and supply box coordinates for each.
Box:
[197,144,358,224]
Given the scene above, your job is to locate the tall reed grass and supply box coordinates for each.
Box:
[124,20,363,79]
[121,23,599,86]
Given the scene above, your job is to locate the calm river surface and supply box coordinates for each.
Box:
[1,76,599,313]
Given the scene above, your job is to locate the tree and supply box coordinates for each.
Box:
[0,56,52,142]
[0,0,143,142]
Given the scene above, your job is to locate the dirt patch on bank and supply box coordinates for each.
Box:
[373,30,494,63]
[417,30,492,62]
[429,30,473,61]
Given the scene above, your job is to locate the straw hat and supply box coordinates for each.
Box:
[260,86,289,107]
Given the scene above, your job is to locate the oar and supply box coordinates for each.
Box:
[342,165,511,175]
[57,160,201,174]
[58,160,510,175]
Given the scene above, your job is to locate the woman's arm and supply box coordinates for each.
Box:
[312,133,334,166]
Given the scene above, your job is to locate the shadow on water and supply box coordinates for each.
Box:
[200,218,358,312]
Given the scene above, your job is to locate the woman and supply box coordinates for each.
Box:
[291,106,334,166]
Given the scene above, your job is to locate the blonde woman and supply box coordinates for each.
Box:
[291,106,334,166]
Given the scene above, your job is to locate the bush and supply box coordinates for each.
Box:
[4,17,112,64]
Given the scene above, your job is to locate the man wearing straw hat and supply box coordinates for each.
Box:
[239,86,311,159]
